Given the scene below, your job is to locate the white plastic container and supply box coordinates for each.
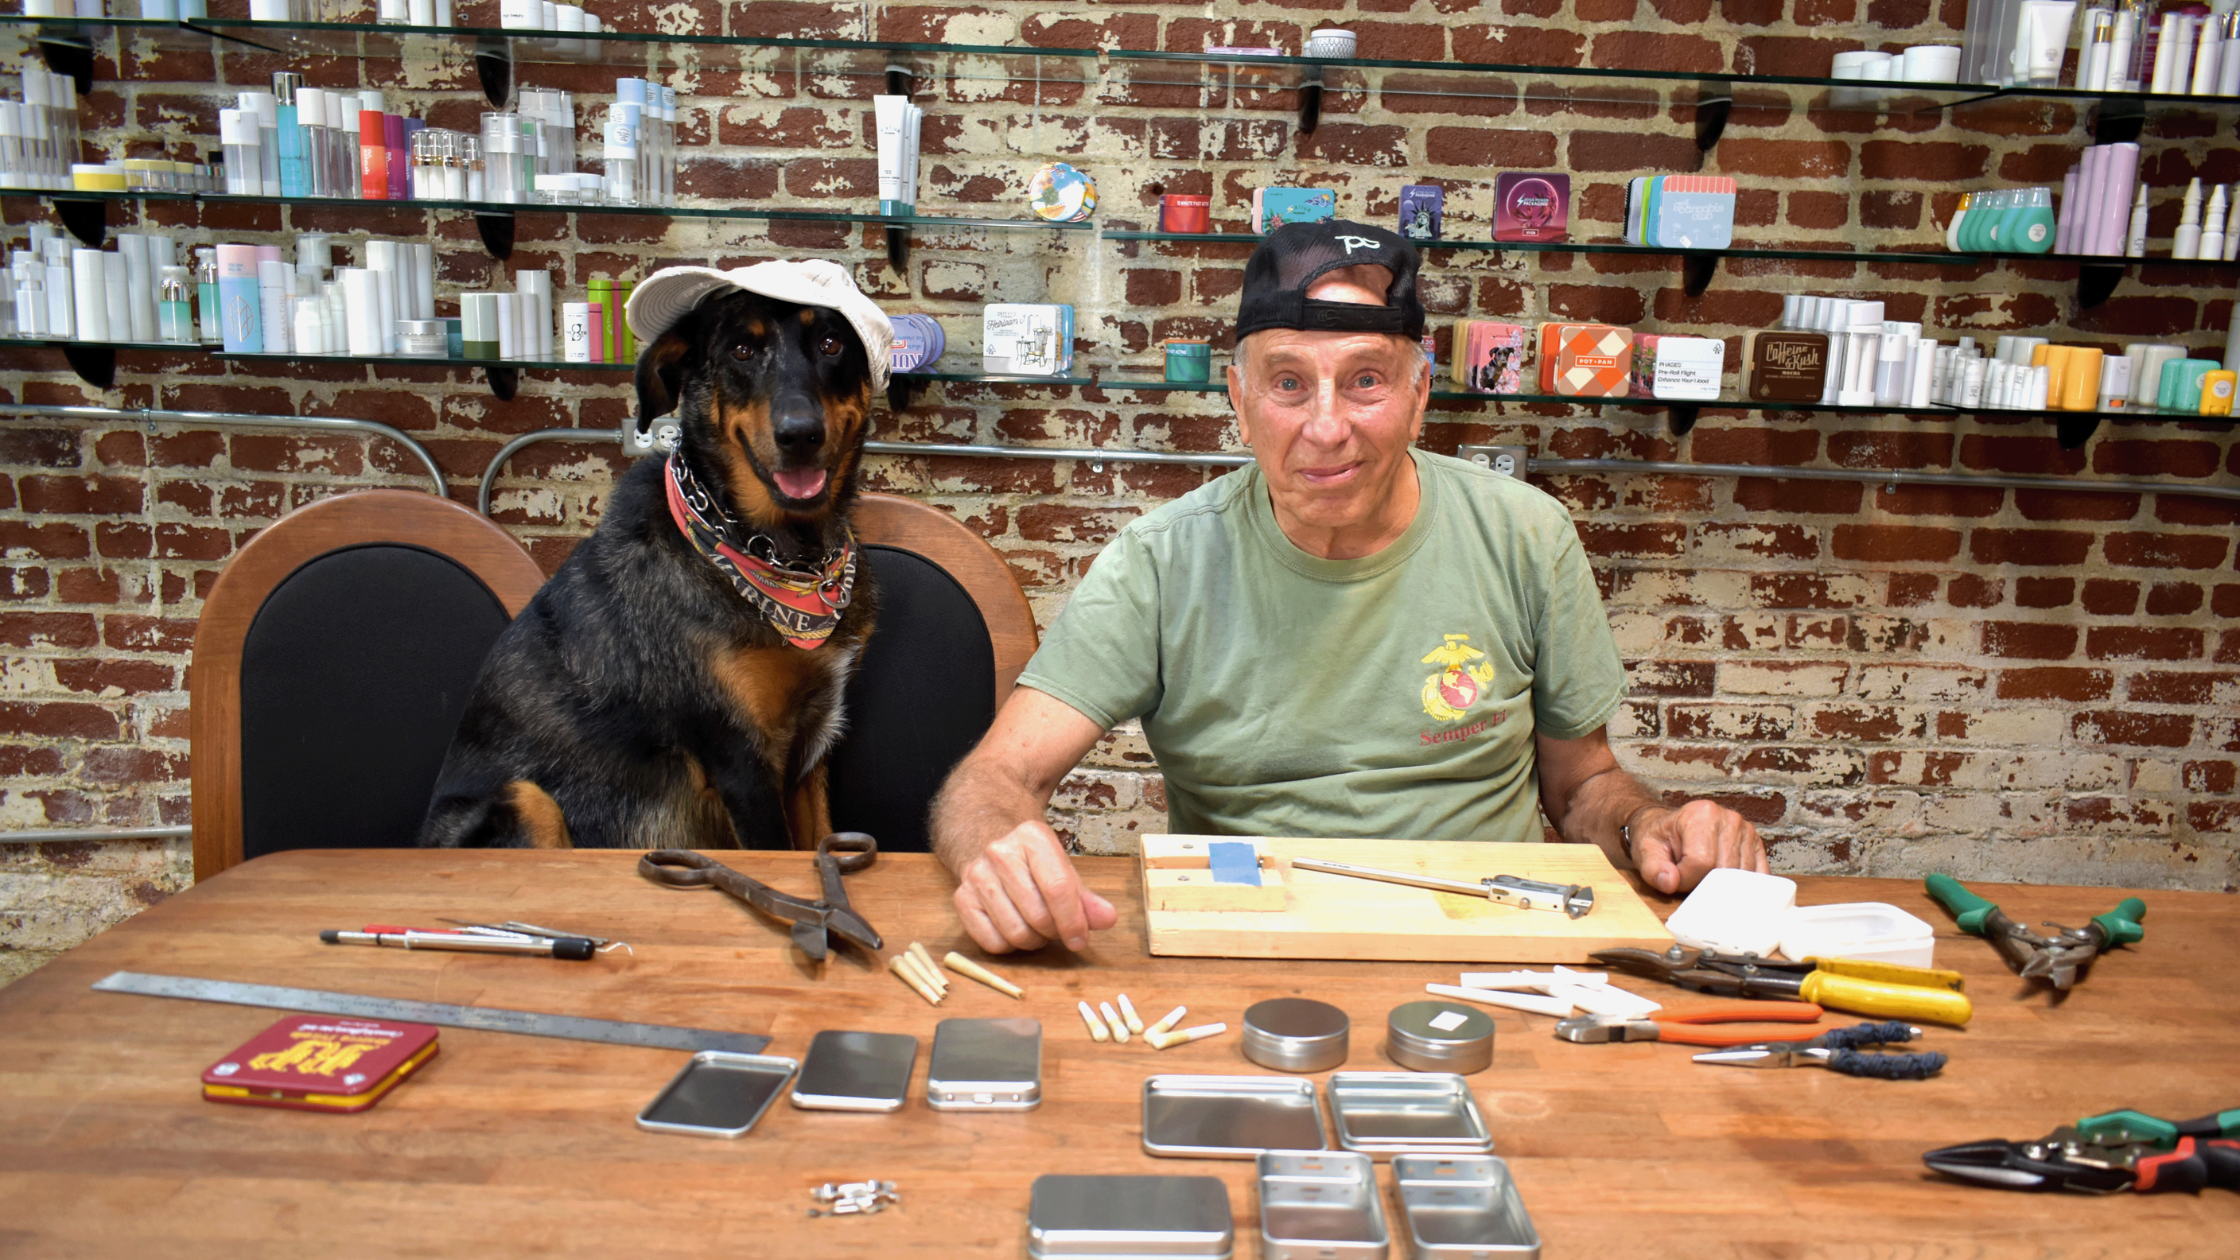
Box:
[1662,868,1797,958]
[1779,902,1936,969]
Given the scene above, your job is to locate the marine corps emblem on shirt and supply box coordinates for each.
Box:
[1420,633,1496,722]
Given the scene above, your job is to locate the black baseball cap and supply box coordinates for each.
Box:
[1235,219,1426,342]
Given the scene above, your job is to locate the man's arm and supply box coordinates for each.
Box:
[1534,725,1768,894]
[931,686,1120,953]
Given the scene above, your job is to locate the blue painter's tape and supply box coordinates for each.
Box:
[1207,841,1262,886]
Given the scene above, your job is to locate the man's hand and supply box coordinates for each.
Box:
[1624,799,1768,895]
[951,819,1119,953]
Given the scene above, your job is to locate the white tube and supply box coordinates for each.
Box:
[2019,1,2080,87]
[516,268,551,357]
[873,95,905,207]
[2111,10,2138,90]
[257,259,292,354]
[293,293,324,355]
[373,267,399,355]
[2222,18,2240,95]
[902,102,923,208]
[496,290,517,360]
[2193,16,2224,93]
[412,243,436,320]
[116,233,155,341]
[71,247,105,341]
[101,251,129,347]
[2152,13,2182,92]
[341,267,382,355]
[1910,337,1937,406]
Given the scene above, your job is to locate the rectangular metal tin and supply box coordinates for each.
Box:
[1026,1173,1235,1259]
[1326,1073,1493,1157]
[926,1017,1041,1111]
[1142,1074,1329,1159]
[790,1029,918,1113]
[1390,1155,1541,1258]
[1257,1150,1390,1260]
[634,1050,798,1139]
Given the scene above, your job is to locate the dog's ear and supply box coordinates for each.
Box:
[634,326,695,423]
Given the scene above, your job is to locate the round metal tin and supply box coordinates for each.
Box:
[1385,1000,1496,1074]
[1242,998,1350,1073]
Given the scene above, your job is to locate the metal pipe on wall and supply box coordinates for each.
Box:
[0,404,449,497]
[0,825,191,846]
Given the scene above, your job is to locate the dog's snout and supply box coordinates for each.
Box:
[771,400,825,455]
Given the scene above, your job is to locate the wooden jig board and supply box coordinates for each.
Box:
[1139,835,1674,963]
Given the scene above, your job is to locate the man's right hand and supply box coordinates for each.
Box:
[951,818,1118,953]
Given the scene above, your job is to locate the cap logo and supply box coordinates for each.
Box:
[1335,234,1379,253]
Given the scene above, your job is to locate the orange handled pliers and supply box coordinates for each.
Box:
[1553,1001,1824,1046]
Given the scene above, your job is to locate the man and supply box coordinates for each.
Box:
[932,221,1768,954]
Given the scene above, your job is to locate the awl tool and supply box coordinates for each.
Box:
[1291,857,1594,918]
[1924,874,2144,990]
[1590,946,1973,1026]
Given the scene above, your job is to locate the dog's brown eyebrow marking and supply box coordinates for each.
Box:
[505,780,574,849]
[798,308,816,325]
[747,317,766,338]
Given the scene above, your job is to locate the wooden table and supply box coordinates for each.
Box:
[1,850,2232,1258]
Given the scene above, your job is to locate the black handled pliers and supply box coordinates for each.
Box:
[1925,1108,2240,1194]
[639,832,883,962]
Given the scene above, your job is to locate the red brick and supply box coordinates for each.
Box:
[0,428,81,467]
[2145,582,2205,616]
[1723,139,1852,180]
[2215,584,2240,617]
[1831,524,1962,563]
[2085,626,2204,661]
[2093,439,2222,479]
[1732,477,1864,514]
[1997,667,2113,701]
[2081,578,2141,615]
[0,520,91,560]
[1577,523,1688,558]
[15,474,145,515]
[1565,130,1702,173]
[0,611,99,650]
[1751,574,1871,609]
[1695,427,1819,466]
[2128,670,2233,705]
[1970,528,2094,566]
[1981,621,2079,660]
[2185,760,2239,793]
[2072,711,2194,749]
[1946,575,2004,608]
[1861,139,1989,181]
[2014,576,2074,608]
[1826,430,1954,469]
[1426,127,1557,167]
[2103,531,2230,571]
[0,701,120,740]
[1785,189,1850,229]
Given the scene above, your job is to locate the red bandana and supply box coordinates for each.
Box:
[664,455,857,650]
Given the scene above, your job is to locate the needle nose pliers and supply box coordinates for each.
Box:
[1692,1020,1946,1079]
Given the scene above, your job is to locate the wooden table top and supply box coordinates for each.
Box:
[1,849,2232,1258]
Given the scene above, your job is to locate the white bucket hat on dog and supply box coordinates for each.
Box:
[625,260,895,391]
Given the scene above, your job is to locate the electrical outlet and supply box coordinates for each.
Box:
[1459,444,1530,478]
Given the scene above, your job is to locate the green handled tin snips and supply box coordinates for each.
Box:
[1924,873,2144,990]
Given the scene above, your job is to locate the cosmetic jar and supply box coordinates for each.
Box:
[1161,193,1211,233]
[396,318,448,358]
[1164,339,1212,383]
[1386,1000,1496,1075]
[1242,998,1350,1072]
[1304,28,1357,58]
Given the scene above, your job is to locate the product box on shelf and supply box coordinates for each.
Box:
[1253,187,1336,233]
[1742,330,1831,401]
[1633,334,1726,401]
[983,304,1074,376]
[1625,175,1738,249]
[1399,185,1444,241]
[1537,322,1633,397]
[1493,172,1569,242]
[1451,319,1525,394]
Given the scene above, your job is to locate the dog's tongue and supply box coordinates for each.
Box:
[774,469,828,500]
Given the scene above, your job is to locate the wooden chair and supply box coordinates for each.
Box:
[827,493,1040,852]
[190,490,547,881]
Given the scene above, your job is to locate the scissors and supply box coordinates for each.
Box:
[639,832,883,963]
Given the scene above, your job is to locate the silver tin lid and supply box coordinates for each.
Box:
[1028,1174,1235,1258]
[1386,1000,1496,1074]
[1242,997,1350,1073]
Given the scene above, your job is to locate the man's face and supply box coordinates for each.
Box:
[1226,267,1429,537]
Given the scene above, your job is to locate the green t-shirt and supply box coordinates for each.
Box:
[1016,449,1627,843]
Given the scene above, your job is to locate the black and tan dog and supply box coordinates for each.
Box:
[418,271,885,850]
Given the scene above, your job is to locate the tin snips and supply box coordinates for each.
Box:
[640,832,882,962]
[1923,874,2145,990]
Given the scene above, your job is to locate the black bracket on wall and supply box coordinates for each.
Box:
[885,64,916,98]
[884,225,909,275]
[474,210,515,260]
[61,344,115,390]
[484,366,519,402]
[2077,261,2124,309]
[474,39,512,107]
[37,34,94,96]
[52,195,107,248]
[2054,412,2101,448]
[2091,97,2145,147]
[1666,404,1701,437]
[887,377,921,413]
[1681,251,1718,297]
[1693,79,1733,168]
[1299,68,1325,136]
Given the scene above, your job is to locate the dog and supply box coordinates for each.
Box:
[418,262,891,850]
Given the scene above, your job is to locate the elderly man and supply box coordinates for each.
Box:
[932,221,1768,953]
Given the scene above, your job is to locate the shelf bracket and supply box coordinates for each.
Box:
[484,366,520,402]
[474,210,516,261]
[1299,67,1325,137]
[2077,261,2123,309]
[887,377,922,413]
[474,38,512,108]
[884,224,909,276]
[52,196,107,249]
[2092,98,2145,147]
[37,34,93,96]
[1667,404,1701,437]
[2055,412,2101,449]
[884,63,916,99]
[1681,251,1718,296]
[60,344,115,391]
[1693,80,1733,169]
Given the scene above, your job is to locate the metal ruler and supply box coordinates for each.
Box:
[92,971,770,1054]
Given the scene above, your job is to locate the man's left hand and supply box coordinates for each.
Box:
[1626,799,1768,895]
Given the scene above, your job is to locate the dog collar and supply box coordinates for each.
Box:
[665,454,857,650]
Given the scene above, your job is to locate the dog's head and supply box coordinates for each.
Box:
[634,276,886,529]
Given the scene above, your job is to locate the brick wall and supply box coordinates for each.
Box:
[2,0,2237,983]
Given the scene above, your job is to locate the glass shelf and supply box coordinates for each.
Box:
[898,371,1095,387]
[27,188,1089,234]
[0,333,195,351]
[212,350,629,370]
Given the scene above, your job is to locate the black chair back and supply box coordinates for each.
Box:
[826,544,999,853]
[238,543,513,861]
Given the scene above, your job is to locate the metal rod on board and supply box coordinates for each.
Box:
[0,403,447,497]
